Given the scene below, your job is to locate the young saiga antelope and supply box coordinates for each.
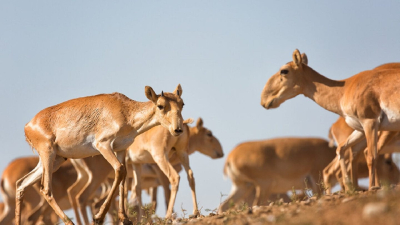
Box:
[127,117,224,218]
[323,117,400,193]
[261,50,400,191]
[17,85,184,225]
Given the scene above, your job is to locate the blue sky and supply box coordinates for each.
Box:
[1,0,400,220]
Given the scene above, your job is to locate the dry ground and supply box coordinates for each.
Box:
[144,185,400,225]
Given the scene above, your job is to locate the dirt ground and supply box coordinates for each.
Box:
[152,186,400,225]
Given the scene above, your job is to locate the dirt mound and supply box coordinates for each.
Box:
[171,186,400,225]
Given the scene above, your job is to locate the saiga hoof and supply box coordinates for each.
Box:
[369,186,381,191]
[120,217,133,225]
[91,218,104,225]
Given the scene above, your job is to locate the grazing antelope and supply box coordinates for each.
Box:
[67,118,223,224]
[0,157,76,225]
[218,137,336,213]
[323,117,400,193]
[17,85,184,225]
[261,50,400,191]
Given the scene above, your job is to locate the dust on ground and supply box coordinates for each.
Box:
[151,186,400,225]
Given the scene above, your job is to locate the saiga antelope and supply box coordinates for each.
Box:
[18,85,184,225]
[322,63,400,191]
[127,117,224,219]
[0,157,75,225]
[67,118,223,224]
[323,117,400,193]
[261,50,400,191]
[218,137,336,213]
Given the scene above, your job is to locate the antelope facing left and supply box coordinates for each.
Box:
[17,85,184,225]
[261,50,400,191]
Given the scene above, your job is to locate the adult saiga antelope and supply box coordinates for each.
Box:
[218,137,336,213]
[261,50,400,191]
[17,85,185,225]
[323,117,400,193]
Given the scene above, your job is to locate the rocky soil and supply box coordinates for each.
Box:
[148,186,400,225]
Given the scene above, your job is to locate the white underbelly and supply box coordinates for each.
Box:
[344,116,363,131]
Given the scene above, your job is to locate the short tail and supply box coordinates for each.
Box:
[327,127,336,148]
[24,124,36,153]
[223,160,230,180]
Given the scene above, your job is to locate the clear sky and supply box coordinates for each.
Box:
[1,0,400,220]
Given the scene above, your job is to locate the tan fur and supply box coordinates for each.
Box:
[127,117,223,220]
[218,138,336,213]
[261,50,400,190]
[323,117,400,193]
[66,118,222,223]
[0,157,75,225]
[17,85,184,225]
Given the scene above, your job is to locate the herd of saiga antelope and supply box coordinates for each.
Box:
[0,49,400,225]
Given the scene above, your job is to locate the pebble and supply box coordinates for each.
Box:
[300,199,311,206]
[362,202,389,219]
[269,202,274,207]
[188,214,197,219]
[341,197,355,203]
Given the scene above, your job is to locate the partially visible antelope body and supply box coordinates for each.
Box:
[323,117,400,193]
[218,138,336,213]
[0,157,75,225]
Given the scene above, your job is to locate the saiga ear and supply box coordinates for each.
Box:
[301,53,308,65]
[196,117,203,128]
[292,49,302,68]
[145,86,158,103]
[173,84,183,97]
[183,118,194,124]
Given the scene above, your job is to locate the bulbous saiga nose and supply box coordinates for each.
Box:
[174,128,183,134]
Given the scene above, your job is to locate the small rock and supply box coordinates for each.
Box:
[265,214,276,223]
[300,199,311,206]
[172,220,182,225]
[171,213,178,220]
[269,202,274,207]
[342,197,355,203]
[322,196,332,201]
[188,214,197,219]
[362,202,389,219]
[208,213,216,217]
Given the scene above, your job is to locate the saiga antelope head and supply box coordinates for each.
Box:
[261,49,308,109]
[191,118,224,159]
[145,84,184,136]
